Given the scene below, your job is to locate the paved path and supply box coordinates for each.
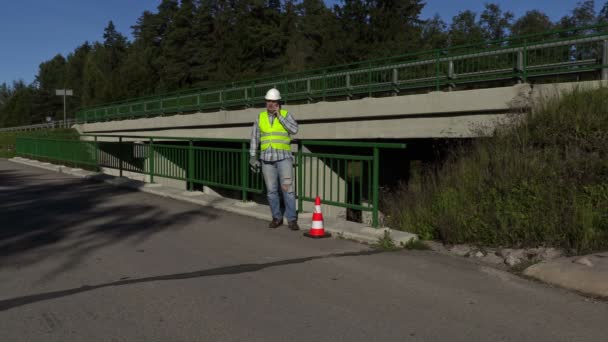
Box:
[1,159,607,342]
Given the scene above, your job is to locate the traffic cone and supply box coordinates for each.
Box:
[304,196,331,238]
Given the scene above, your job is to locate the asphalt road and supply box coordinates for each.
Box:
[1,159,607,342]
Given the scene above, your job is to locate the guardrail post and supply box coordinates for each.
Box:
[368,62,372,98]
[435,50,441,91]
[283,78,288,104]
[516,48,524,83]
[392,68,399,96]
[322,70,327,101]
[94,136,99,171]
[297,141,303,213]
[523,40,528,83]
[149,138,154,183]
[306,79,312,103]
[119,137,123,177]
[177,93,182,113]
[188,140,194,191]
[372,146,380,228]
[219,89,224,110]
[346,73,352,100]
[602,40,608,81]
[448,60,455,91]
[241,142,248,201]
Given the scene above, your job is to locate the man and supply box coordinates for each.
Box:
[249,88,299,230]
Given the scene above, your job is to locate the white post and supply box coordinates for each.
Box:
[55,89,73,128]
[63,92,67,127]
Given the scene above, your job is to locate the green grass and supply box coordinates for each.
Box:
[403,238,430,250]
[373,230,400,251]
[0,128,79,158]
[384,87,608,254]
[0,132,18,158]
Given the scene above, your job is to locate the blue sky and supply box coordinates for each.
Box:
[0,0,605,86]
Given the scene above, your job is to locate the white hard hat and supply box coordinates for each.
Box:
[265,88,281,101]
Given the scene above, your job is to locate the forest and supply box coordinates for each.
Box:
[1,0,607,127]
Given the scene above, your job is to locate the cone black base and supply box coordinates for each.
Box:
[304,232,331,238]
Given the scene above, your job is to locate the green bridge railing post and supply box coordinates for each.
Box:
[119,137,123,177]
[188,139,194,191]
[94,136,98,171]
[372,146,380,228]
[241,142,248,201]
[149,137,155,183]
[368,62,372,98]
[297,141,303,213]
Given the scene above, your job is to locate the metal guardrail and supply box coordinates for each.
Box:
[0,119,77,132]
[75,24,608,124]
[16,135,406,227]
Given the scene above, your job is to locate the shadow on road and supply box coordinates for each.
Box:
[0,249,380,312]
[0,166,218,279]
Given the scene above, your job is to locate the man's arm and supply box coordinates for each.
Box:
[277,111,298,135]
[250,117,260,157]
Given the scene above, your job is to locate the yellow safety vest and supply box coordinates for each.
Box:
[259,109,291,151]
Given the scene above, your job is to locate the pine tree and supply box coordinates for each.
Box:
[64,42,91,112]
[420,14,448,50]
[158,0,198,91]
[479,3,513,43]
[35,54,67,122]
[510,10,553,38]
[449,10,484,47]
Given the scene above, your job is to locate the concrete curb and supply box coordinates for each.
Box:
[9,157,417,246]
[523,254,608,298]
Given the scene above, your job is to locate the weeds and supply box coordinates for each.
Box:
[373,230,400,251]
[403,238,430,250]
[385,87,608,254]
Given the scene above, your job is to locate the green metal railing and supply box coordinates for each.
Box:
[16,135,406,227]
[16,137,97,167]
[76,24,608,124]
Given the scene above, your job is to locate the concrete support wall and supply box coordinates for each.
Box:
[147,146,187,189]
[96,141,187,190]
[297,145,348,218]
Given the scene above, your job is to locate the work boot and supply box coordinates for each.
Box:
[288,221,300,231]
[268,218,283,229]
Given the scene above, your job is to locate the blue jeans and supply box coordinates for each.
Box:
[262,158,297,223]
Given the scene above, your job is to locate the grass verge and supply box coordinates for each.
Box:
[384,87,608,254]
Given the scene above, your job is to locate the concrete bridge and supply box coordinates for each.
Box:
[75,81,604,140]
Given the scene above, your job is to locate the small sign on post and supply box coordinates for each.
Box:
[55,89,73,96]
[55,89,73,128]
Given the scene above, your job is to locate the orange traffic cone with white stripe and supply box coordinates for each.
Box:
[304,196,331,238]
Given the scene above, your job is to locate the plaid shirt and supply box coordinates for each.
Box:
[250,109,298,162]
